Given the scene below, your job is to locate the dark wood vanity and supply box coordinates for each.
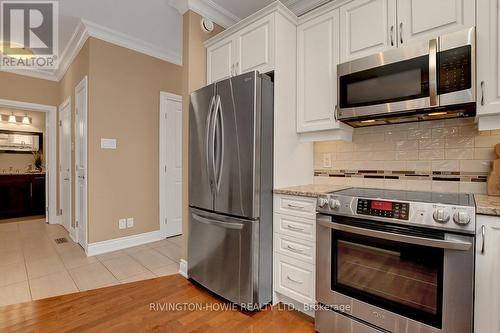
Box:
[0,173,46,219]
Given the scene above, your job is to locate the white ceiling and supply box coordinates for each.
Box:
[58,0,182,61]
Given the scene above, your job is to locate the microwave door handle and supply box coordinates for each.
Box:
[429,38,439,107]
[318,220,472,251]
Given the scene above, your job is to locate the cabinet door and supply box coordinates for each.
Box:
[30,176,45,215]
[234,15,275,75]
[297,10,340,133]
[477,0,500,117]
[475,216,500,333]
[397,0,475,45]
[207,38,234,84]
[339,0,397,62]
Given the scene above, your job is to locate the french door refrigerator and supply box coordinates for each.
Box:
[188,71,273,309]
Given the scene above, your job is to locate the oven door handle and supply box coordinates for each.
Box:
[318,220,472,251]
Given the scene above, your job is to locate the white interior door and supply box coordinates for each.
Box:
[160,92,182,238]
[59,98,72,234]
[75,77,88,248]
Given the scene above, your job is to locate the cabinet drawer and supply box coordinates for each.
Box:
[274,233,314,264]
[273,213,315,241]
[274,253,315,304]
[273,195,317,219]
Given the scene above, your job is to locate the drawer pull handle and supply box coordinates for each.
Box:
[287,203,305,209]
[286,225,304,232]
[286,275,304,284]
[286,245,304,253]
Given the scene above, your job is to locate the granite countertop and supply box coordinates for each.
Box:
[475,194,500,217]
[0,172,46,176]
[273,184,351,198]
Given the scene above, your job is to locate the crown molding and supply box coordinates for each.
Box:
[2,18,182,82]
[82,19,182,66]
[55,21,89,81]
[168,0,239,28]
[283,0,332,16]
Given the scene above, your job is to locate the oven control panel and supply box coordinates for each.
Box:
[356,199,409,220]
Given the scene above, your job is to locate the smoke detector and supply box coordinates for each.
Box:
[201,18,214,33]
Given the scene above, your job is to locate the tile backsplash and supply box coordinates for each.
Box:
[314,118,500,194]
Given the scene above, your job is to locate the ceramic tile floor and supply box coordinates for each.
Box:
[0,218,181,307]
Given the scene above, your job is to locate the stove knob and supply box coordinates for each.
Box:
[453,211,471,225]
[433,209,450,223]
[318,197,328,208]
[329,199,341,210]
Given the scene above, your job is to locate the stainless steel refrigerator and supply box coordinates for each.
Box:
[188,71,273,308]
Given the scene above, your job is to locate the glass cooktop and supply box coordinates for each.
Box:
[333,188,474,207]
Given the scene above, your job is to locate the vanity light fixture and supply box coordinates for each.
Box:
[22,113,31,124]
[8,112,16,123]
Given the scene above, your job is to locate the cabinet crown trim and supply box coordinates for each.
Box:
[204,1,297,48]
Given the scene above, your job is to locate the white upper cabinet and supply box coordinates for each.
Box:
[297,10,340,132]
[339,0,397,62]
[234,16,275,76]
[206,15,275,84]
[397,0,475,45]
[476,0,500,128]
[207,39,234,84]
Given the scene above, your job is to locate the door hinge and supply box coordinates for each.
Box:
[59,209,63,215]
[59,120,62,126]
[76,220,79,227]
[165,113,167,119]
[165,218,167,224]
[165,165,167,173]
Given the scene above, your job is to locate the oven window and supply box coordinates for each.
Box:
[339,55,429,108]
[333,230,443,328]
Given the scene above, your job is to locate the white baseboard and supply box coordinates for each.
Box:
[86,230,164,256]
[179,259,188,278]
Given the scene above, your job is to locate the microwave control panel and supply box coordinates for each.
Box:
[438,45,472,95]
[356,199,409,220]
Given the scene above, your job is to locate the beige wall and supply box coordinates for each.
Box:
[314,118,500,193]
[181,11,224,260]
[0,109,46,171]
[58,40,90,227]
[87,38,182,243]
[0,71,59,106]
[0,36,183,244]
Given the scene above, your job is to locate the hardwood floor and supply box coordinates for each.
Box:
[0,274,314,333]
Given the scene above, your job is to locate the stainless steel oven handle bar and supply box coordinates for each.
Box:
[318,220,472,251]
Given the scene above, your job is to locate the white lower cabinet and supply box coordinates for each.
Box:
[273,194,316,312]
[475,215,500,333]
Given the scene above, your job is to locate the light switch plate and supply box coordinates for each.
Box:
[126,217,134,228]
[118,219,127,229]
[101,138,117,149]
[322,153,332,168]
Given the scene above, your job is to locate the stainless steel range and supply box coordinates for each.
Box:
[315,188,475,333]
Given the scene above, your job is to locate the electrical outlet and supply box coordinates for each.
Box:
[118,219,127,229]
[126,217,134,228]
[322,153,332,168]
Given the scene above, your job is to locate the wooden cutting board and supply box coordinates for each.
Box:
[487,143,500,196]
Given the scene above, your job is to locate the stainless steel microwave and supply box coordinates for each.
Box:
[336,27,476,127]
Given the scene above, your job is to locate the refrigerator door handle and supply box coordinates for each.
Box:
[206,96,216,192]
[214,95,224,191]
[192,212,244,230]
